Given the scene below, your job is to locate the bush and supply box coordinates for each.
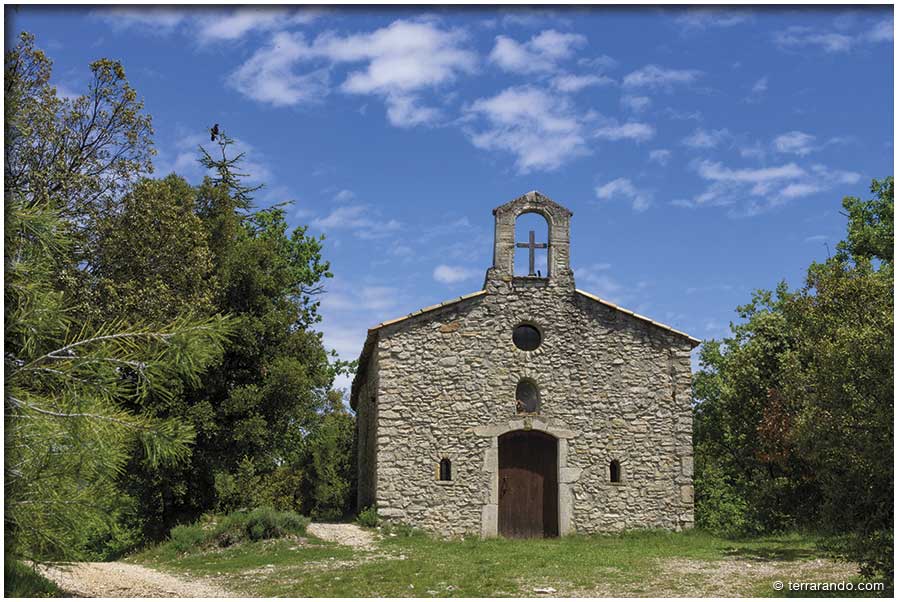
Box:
[694,456,759,538]
[243,507,309,542]
[164,507,310,553]
[168,523,207,553]
[356,505,379,528]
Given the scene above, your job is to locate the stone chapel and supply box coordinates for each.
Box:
[350,191,699,538]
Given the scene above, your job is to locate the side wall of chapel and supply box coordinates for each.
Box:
[355,351,379,511]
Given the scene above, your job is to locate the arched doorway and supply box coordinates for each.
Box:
[498,430,558,538]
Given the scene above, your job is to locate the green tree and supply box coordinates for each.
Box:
[5,31,156,327]
[693,178,894,582]
[303,392,356,520]
[4,32,232,563]
[90,174,216,324]
[117,135,345,538]
[4,195,231,561]
[784,178,893,581]
[5,32,153,217]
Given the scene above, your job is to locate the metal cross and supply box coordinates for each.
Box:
[516,230,548,277]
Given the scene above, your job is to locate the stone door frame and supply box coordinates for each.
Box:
[474,417,580,538]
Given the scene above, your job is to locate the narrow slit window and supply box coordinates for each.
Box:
[610,460,621,483]
[515,379,540,413]
[439,458,452,481]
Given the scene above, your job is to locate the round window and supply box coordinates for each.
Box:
[512,324,542,351]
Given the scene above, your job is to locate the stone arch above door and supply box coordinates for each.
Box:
[472,417,581,537]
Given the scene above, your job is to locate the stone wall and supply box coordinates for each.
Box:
[354,351,379,510]
[355,191,695,537]
[370,278,694,536]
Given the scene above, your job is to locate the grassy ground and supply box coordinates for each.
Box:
[4,557,66,598]
[131,525,887,598]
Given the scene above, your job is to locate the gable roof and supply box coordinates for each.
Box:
[575,289,701,347]
[348,287,700,409]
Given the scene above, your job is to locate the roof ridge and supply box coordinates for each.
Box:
[368,289,487,333]
[575,289,701,346]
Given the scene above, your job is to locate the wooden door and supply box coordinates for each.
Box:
[498,430,558,538]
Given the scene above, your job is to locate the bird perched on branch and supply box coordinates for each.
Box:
[210,123,219,142]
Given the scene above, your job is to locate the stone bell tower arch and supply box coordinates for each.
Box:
[485,190,575,290]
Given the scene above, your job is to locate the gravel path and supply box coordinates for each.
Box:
[36,561,239,598]
[306,522,377,550]
[34,523,376,598]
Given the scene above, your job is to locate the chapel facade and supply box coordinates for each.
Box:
[350,191,699,538]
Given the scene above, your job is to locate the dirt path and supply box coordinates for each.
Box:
[34,524,376,598]
[36,561,239,598]
[565,557,859,597]
[306,522,377,550]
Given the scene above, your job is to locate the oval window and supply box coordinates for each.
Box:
[513,324,542,351]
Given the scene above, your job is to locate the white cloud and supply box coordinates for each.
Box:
[740,142,766,161]
[196,7,319,43]
[869,20,894,42]
[810,164,861,185]
[595,177,651,212]
[623,64,701,89]
[804,234,828,243]
[620,95,651,113]
[93,7,187,33]
[574,265,635,305]
[433,264,480,284]
[93,6,319,41]
[682,128,730,149]
[464,86,588,172]
[312,205,401,239]
[490,29,586,74]
[677,159,862,214]
[385,94,442,128]
[771,21,892,53]
[229,32,329,107]
[697,160,805,184]
[594,121,655,143]
[318,321,366,364]
[550,73,614,92]
[751,76,769,94]
[229,19,475,125]
[649,149,671,166]
[779,183,822,199]
[500,9,574,30]
[323,21,477,95]
[675,8,753,30]
[333,189,355,202]
[774,131,817,156]
[578,54,618,70]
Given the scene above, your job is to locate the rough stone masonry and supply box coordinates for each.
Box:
[350,191,699,538]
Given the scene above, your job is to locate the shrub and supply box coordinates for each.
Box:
[164,507,310,553]
[168,523,207,553]
[243,506,309,542]
[356,505,379,528]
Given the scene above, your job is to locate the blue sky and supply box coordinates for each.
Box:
[10,5,893,389]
